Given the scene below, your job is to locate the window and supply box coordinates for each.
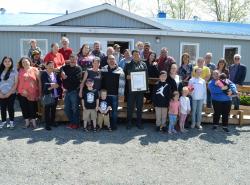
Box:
[80,37,134,53]
[20,39,48,57]
[180,42,199,64]
[223,45,241,65]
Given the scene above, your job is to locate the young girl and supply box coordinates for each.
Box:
[188,67,207,129]
[168,91,180,134]
[179,87,191,132]
[0,56,18,129]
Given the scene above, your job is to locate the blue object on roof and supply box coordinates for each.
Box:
[0,13,63,25]
[154,18,250,36]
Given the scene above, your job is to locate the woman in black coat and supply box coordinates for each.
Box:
[40,61,62,130]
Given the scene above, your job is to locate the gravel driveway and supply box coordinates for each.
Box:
[0,107,250,185]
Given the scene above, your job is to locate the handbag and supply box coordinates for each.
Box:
[41,93,55,106]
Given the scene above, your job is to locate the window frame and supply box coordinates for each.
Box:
[20,38,48,57]
[180,42,200,65]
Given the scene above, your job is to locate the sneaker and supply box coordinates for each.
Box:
[93,128,97,132]
[172,129,177,134]
[66,124,73,129]
[168,130,172,134]
[212,125,218,130]
[196,125,203,130]
[191,123,195,129]
[45,126,52,131]
[222,127,230,133]
[6,122,11,128]
[161,127,167,132]
[71,124,79,129]
[0,122,6,129]
[9,121,15,130]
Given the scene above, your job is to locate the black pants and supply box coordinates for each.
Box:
[18,94,37,119]
[0,94,16,122]
[44,98,58,127]
[212,100,231,127]
[127,92,144,125]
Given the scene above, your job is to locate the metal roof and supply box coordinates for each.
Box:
[154,18,250,36]
[0,13,62,25]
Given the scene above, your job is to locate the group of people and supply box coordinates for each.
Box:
[0,37,247,133]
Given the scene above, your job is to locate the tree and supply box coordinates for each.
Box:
[161,0,196,19]
[202,0,250,22]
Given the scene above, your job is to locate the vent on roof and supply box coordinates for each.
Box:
[157,11,166,18]
[0,8,6,14]
[193,16,199,21]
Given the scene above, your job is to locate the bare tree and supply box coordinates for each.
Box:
[160,0,196,19]
[202,0,250,22]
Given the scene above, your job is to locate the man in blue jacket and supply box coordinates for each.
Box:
[229,54,247,110]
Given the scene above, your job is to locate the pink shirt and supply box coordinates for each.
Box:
[168,100,180,115]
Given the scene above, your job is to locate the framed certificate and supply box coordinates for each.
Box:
[130,71,147,92]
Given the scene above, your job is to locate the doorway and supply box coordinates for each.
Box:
[223,45,241,65]
[107,41,129,54]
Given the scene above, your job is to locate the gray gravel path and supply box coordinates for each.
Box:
[0,107,250,185]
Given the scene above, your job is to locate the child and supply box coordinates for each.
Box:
[215,73,235,95]
[168,91,180,134]
[98,89,112,131]
[82,78,99,132]
[152,70,171,132]
[179,87,191,132]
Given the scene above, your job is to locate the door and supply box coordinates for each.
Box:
[223,45,241,65]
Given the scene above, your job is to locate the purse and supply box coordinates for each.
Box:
[41,93,55,106]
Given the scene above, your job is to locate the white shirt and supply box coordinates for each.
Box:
[180,96,191,114]
[188,77,207,103]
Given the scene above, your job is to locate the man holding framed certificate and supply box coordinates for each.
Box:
[124,50,148,129]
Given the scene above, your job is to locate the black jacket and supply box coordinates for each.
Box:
[40,71,62,96]
[229,64,247,85]
[152,81,171,107]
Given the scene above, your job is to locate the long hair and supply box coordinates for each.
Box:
[0,56,14,81]
[181,53,190,65]
[217,58,228,71]
[17,57,32,71]
[78,44,90,56]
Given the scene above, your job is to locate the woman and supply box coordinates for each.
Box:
[0,56,18,129]
[17,57,41,129]
[40,61,62,130]
[118,49,132,69]
[188,67,207,129]
[77,44,94,72]
[44,43,65,69]
[79,57,102,97]
[217,58,229,77]
[178,53,193,86]
[208,70,236,133]
[167,63,182,93]
[145,52,159,102]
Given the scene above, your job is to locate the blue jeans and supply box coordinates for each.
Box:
[192,99,204,125]
[108,95,118,128]
[232,96,240,110]
[64,90,80,125]
[168,114,177,130]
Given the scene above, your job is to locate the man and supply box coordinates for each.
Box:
[141,42,152,61]
[113,44,123,63]
[229,54,247,110]
[192,58,211,82]
[91,41,106,67]
[59,36,73,64]
[157,47,176,73]
[204,52,216,108]
[124,50,148,129]
[101,55,125,130]
[61,53,82,129]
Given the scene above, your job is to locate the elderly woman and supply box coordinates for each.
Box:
[17,57,41,129]
[44,43,65,69]
[40,61,62,130]
[208,70,237,133]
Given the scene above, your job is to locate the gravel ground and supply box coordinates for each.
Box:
[0,105,250,185]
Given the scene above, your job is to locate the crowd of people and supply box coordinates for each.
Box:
[0,37,247,133]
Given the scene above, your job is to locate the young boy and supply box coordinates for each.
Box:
[152,70,171,132]
[82,78,99,132]
[98,89,112,131]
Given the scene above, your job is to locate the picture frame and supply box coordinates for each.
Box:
[130,71,147,92]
